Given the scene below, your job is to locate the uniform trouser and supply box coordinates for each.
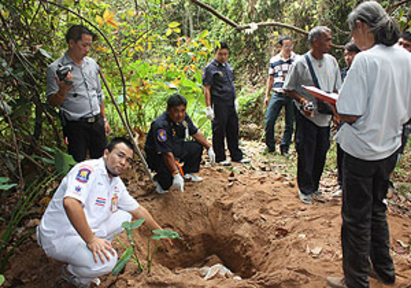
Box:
[336,143,344,187]
[212,104,243,162]
[265,93,294,151]
[295,111,330,195]
[146,141,203,190]
[64,117,107,163]
[342,151,397,288]
[38,210,131,285]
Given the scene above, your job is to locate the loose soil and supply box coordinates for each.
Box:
[3,145,411,288]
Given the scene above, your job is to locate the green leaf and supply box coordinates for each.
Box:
[0,183,17,191]
[0,177,17,191]
[198,30,209,39]
[168,22,180,28]
[166,29,173,37]
[152,229,181,240]
[0,274,5,285]
[121,221,132,230]
[112,247,133,275]
[54,149,77,175]
[39,48,53,59]
[130,218,145,229]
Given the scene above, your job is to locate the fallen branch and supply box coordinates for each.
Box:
[189,0,344,49]
[387,0,411,12]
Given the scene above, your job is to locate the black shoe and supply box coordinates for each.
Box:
[369,266,395,285]
[264,147,275,155]
[280,146,289,156]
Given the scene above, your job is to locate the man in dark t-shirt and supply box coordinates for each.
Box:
[145,94,215,194]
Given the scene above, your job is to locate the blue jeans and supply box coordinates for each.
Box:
[265,93,294,151]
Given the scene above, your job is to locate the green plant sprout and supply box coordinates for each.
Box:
[112,219,146,275]
[0,274,5,286]
[147,230,180,273]
[112,220,180,275]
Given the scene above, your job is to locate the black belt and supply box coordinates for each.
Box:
[68,114,100,123]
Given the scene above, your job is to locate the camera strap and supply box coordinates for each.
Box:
[304,54,321,90]
[304,54,334,115]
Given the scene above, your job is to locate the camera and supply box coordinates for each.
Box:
[304,101,315,111]
[56,65,73,85]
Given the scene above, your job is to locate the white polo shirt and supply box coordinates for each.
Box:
[336,44,411,161]
[38,158,139,248]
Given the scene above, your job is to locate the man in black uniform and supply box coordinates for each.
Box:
[145,94,215,194]
[202,42,248,166]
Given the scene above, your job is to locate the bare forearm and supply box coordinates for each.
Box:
[63,198,95,243]
[284,89,303,102]
[192,131,211,150]
[131,206,163,231]
[100,102,106,119]
[204,86,212,107]
[265,76,274,98]
[163,152,177,174]
[338,114,360,123]
[49,92,66,107]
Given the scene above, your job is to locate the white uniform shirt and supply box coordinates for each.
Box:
[38,158,139,248]
[283,52,342,127]
[336,44,411,161]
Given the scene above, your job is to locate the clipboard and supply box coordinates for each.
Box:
[302,85,339,105]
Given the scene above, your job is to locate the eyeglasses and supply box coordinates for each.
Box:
[283,44,294,49]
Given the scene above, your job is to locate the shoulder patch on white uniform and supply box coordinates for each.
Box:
[76,168,92,183]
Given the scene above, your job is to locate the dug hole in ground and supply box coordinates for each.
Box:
[5,143,411,288]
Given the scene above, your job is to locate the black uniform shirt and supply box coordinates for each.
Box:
[202,59,236,106]
[145,112,198,157]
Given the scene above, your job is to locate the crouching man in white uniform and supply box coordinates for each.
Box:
[37,137,172,287]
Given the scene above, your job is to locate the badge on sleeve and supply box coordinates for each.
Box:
[157,129,167,142]
[76,168,91,183]
[73,185,82,196]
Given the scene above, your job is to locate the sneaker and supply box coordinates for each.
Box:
[298,190,312,205]
[153,180,168,195]
[233,158,250,164]
[332,188,343,198]
[183,173,203,182]
[61,264,100,288]
[326,276,348,288]
[312,191,325,201]
[218,160,231,166]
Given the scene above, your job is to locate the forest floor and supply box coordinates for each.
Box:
[3,140,411,288]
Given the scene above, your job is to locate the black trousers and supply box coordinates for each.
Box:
[212,103,242,162]
[342,151,397,288]
[146,141,203,190]
[64,118,107,162]
[295,111,330,195]
[337,143,344,187]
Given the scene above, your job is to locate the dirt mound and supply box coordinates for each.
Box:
[4,166,411,287]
